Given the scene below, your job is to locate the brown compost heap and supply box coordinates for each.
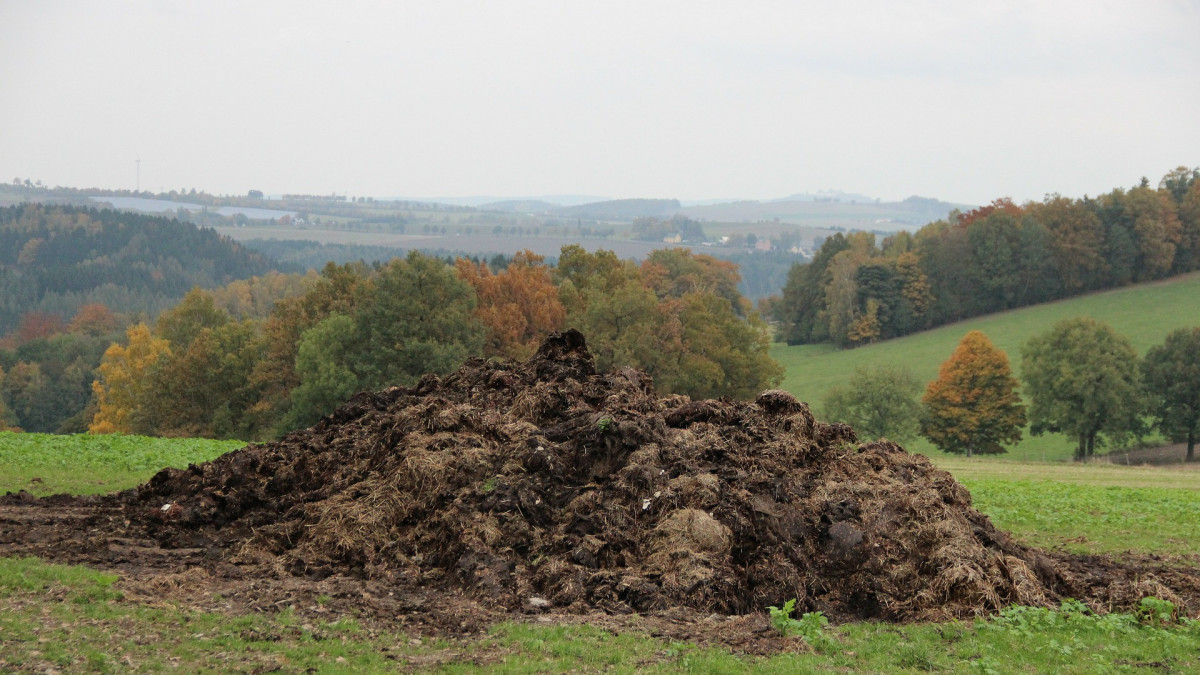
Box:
[123,331,1179,622]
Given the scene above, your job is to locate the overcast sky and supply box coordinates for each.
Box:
[1,1,1197,205]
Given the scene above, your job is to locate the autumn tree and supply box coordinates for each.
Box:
[556,246,781,399]
[640,248,744,313]
[89,323,172,434]
[154,288,229,349]
[67,303,122,336]
[1142,327,1200,461]
[921,331,1026,456]
[246,262,367,434]
[1124,185,1182,281]
[1159,166,1199,205]
[1021,318,1143,460]
[455,250,565,361]
[16,311,66,345]
[822,365,923,442]
[1174,180,1200,273]
[1036,192,1108,291]
[206,270,317,320]
[141,320,267,439]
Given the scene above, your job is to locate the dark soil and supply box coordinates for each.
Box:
[2,330,1198,646]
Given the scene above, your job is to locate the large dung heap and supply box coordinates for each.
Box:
[129,331,1108,621]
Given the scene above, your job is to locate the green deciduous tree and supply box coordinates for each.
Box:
[1021,318,1143,461]
[921,331,1026,456]
[351,251,485,390]
[0,365,18,431]
[822,365,923,442]
[142,319,267,439]
[247,262,367,434]
[778,233,851,344]
[557,246,781,399]
[154,288,230,349]
[1142,327,1200,461]
[285,314,361,429]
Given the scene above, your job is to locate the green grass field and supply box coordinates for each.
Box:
[773,271,1200,462]
[2,434,1199,671]
[0,432,243,497]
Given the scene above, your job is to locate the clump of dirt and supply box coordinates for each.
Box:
[117,330,1187,622]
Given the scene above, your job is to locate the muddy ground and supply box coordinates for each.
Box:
[2,331,1198,652]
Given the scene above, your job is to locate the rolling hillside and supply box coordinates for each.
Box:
[772,271,1200,461]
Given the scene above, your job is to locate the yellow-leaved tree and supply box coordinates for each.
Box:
[89,323,171,434]
[921,330,1026,456]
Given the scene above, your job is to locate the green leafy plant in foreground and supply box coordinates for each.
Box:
[768,599,835,650]
[1137,596,1180,627]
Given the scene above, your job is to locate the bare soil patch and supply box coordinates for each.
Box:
[3,331,1198,649]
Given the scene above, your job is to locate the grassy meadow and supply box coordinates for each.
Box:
[2,434,1199,672]
[773,270,1200,462]
[0,432,243,497]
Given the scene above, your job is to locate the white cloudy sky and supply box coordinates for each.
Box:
[1,0,1197,205]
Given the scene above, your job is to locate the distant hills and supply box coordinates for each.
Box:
[450,193,969,232]
[678,195,970,231]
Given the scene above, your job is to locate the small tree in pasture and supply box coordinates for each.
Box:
[1142,326,1200,461]
[823,364,923,442]
[921,330,1025,456]
[1021,318,1143,461]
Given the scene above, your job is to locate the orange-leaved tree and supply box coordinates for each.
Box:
[68,303,122,336]
[89,323,172,434]
[921,330,1026,456]
[455,250,565,361]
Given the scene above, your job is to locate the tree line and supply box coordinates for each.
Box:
[0,272,316,434]
[826,320,1200,462]
[777,168,1200,347]
[75,247,780,441]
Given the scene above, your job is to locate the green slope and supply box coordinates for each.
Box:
[772,271,1200,462]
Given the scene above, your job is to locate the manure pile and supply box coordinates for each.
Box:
[124,331,1171,621]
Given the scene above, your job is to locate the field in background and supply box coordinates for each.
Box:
[0,432,243,497]
[773,271,1200,462]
